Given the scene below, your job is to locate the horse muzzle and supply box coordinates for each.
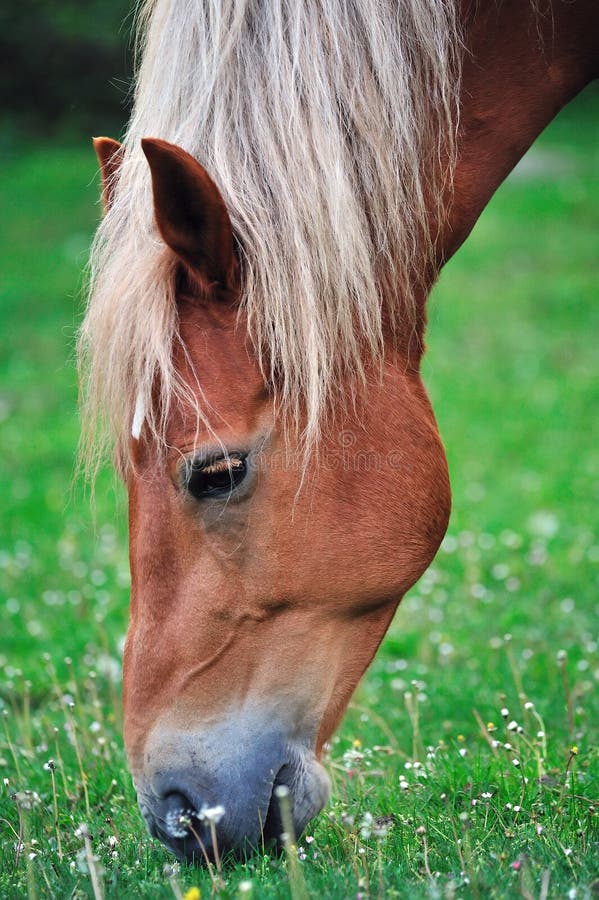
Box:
[132,714,330,862]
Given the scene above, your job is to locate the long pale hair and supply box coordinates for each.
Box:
[79,0,461,473]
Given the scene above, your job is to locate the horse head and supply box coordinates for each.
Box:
[95,137,451,860]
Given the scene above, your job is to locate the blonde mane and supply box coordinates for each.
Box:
[79,0,461,472]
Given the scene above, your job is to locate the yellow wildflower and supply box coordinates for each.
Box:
[183,888,201,900]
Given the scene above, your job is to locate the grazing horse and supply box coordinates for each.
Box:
[82,0,598,862]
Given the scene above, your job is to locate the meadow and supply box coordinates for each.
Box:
[0,86,597,898]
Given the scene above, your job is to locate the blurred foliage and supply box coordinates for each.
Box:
[0,1,133,137]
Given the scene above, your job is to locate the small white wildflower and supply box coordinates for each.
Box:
[507,721,518,732]
[524,701,534,710]
[481,792,492,799]
[513,805,521,812]
[459,748,468,757]
[89,721,101,733]
[512,758,520,767]
[504,743,513,750]
[199,804,225,824]
[537,731,545,739]
[238,882,253,894]
[15,791,41,810]
[305,835,314,844]
[359,812,373,839]
[564,847,572,857]
[536,825,543,835]
[506,803,512,810]
[501,707,509,718]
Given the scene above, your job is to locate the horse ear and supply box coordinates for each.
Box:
[141,138,237,292]
[93,137,124,211]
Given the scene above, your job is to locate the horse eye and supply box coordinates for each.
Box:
[185,453,248,500]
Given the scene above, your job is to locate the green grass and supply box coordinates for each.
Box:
[1,86,598,898]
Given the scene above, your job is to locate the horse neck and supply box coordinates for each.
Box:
[442,0,599,265]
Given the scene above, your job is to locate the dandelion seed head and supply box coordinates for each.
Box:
[165,809,193,839]
[199,804,225,824]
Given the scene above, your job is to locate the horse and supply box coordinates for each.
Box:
[81,0,598,863]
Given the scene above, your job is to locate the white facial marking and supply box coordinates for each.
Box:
[132,392,145,440]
